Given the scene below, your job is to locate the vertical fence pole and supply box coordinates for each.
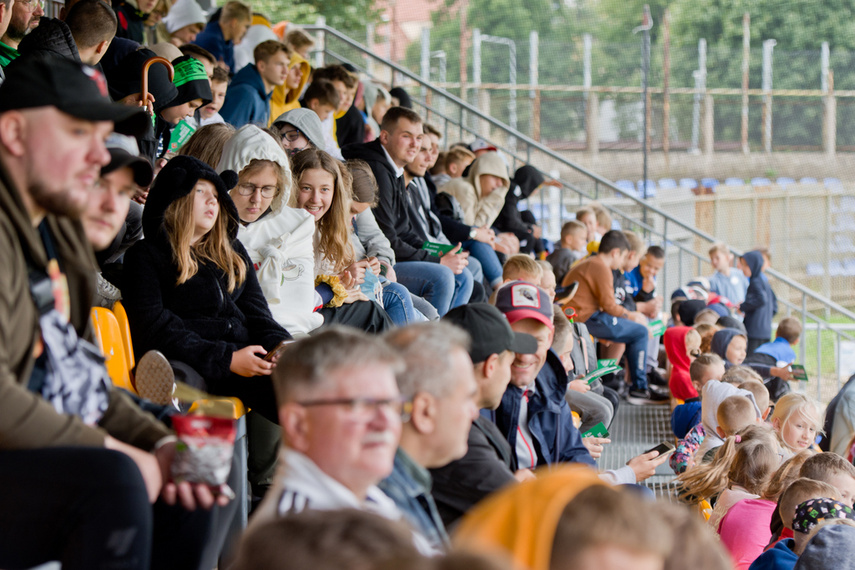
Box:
[314,16,326,69]
[822,42,830,94]
[663,10,671,166]
[823,71,836,155]
[762,39,776,153]
[530,30,540,142]
[508,40,517,151]
[473,28,481,114]
[741,13,750,154]
[691,39,706,153]
[583,33,592,100]
[639,4,651,223]
[584,34,593,152]
[366,23,375,76]
[459,0,468,107]
[420,27,430,102]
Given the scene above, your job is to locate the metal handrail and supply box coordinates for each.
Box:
[306,24,855,323]
[311,23,855,398]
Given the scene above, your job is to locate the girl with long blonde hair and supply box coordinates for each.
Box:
[122,155,291,422]
[678,424,781,533]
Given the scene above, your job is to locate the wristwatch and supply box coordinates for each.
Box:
[469,227,478,240]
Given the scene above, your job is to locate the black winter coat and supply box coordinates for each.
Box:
[342,139,439,263]
[17,17,80,61]
[122,156,290,385]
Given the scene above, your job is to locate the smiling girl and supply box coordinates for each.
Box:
[771,393,823,457]
[289,148,392,331]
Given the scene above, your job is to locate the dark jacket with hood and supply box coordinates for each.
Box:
[741,250,777,341]
[122,156,290,387]
[342,139,440,263]
[0,154,170,450]
[711,327,747,368]
[17,17,80,61]
[113,0,148,44]
[491,349,595,469]
[220,64,271,128]
[193,20,234,73]
[494,165,540,247]
[335,103,365,148]
[103,43,179,163]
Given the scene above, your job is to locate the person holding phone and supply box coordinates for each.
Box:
[122,155,291,423]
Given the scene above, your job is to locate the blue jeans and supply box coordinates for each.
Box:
[584,311,648,391]
[395,261,455,316]
[464,240,503,287]
[382,281,419,326]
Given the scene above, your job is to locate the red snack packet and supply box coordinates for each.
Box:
[171,415,237,487]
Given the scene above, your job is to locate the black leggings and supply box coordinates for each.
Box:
[0,447,212,570]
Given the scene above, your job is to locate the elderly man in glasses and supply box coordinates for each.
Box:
[251,328,420,530]
[378,322,480,553]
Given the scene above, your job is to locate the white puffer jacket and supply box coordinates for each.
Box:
[218,125,323,335]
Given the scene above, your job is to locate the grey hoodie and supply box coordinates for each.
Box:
[794,524,855,570]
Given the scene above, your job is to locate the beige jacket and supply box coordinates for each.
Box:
[439,151,509,227]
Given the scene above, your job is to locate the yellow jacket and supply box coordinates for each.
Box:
[269,51,311,125]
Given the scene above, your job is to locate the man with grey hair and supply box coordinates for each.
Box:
[379,322,480,552]
[252,327,408,526]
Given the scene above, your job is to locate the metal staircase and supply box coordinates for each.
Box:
[306,23,855,402]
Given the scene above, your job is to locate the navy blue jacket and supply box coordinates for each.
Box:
[491,349,595,468]
[741,251,777,340]
[220,64,271,128]
[671,398,702,439]
[193,21,235,73]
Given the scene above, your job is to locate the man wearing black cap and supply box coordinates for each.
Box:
[0,54,224,570]
[429,303,539,527]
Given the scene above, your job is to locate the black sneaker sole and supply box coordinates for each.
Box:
[626,394,670,406]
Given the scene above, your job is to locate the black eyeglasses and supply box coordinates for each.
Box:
[237,182,277,198]
[280,128,303,143]
[297,396,413,422]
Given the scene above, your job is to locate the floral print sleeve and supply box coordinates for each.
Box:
[670,423,706,474]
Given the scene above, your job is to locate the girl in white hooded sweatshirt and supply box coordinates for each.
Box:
[217,124,322,335]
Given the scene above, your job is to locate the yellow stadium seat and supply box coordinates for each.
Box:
[112,301,135,371]
[90,307,136,394]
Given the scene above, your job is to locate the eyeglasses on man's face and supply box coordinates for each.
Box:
[297,396,413,422]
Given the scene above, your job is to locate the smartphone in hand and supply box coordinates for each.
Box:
[264,340,293,362]
[644,441,676,457]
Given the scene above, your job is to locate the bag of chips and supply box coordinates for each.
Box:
[171,415,236,487]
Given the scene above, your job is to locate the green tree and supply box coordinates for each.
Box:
[249,0,381,38]
[668,0,855,147]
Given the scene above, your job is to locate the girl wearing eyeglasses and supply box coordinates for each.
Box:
[219,125,391,334]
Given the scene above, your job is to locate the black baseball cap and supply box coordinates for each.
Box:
[443,303,538,364]
[102,134,154,187]
[0,53,149,137]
